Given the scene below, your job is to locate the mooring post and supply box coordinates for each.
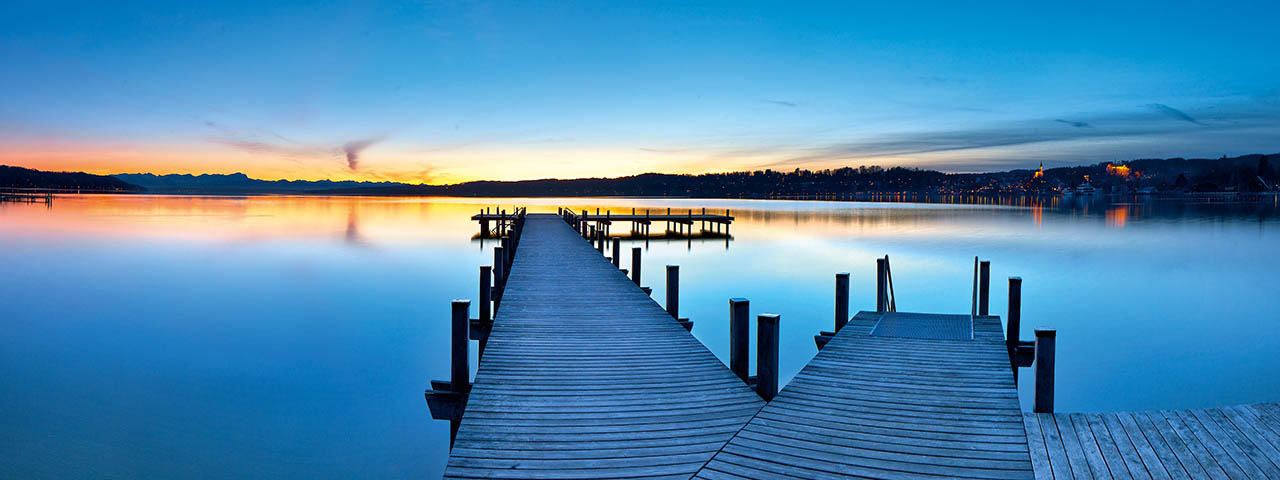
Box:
[479,266,492,322]
[971,257,979,315]
[876,258,887,312]
[729,298,750,382]
[501,237,512,275]
[611,238,621,266]
[666,265,679,319]
[979,260,991,316]
[1033,328,1056,413]
[596,228,604,253]
[631,247,642,286]
[757,313,780,401]
[492,246,504,306]
[835,272,850,331]
[1006,277,1022,355]
[451,300,471,393]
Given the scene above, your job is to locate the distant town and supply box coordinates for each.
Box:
[1,153,1276,197]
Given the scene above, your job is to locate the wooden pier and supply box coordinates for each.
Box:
[0,191,54,203]
[473,207,734,239]
[1026,403,1280,479]
[439,214,763,479]
[433,207,1280,480]
[697,311,1036,479]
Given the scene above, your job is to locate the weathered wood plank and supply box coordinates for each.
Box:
[700,309,1034,479]
[1025,406,1280,480]
[442,215,764,480]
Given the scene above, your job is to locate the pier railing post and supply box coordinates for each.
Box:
[451,300,471,393]
[666,265,679,319]
[757,313,780,401]
[611,238,621,267]
[1033,328,1056,413]
[631,247,642,286]
[835,272,850,331]
[876,258,887,312]
[729,298,750,382]
[979,260,991,316]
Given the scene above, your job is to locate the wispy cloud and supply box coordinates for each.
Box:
[1146,103,1207,126]
[762,99,799,108]
[204,120,384,171]
[710,100,1280,170]
[1054,119,1093,128]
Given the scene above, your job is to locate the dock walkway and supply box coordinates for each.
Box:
[1025,403,1280,480]
[696,311,1035,479]
[443,214,764,480]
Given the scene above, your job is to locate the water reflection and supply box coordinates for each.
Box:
[2,194,1278,478]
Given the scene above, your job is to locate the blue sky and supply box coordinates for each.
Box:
[1,1,1277,182]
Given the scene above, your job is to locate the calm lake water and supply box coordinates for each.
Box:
[2,194,1278,478]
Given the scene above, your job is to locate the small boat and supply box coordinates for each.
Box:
[1075,183,1096,195]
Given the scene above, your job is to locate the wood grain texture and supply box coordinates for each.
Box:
[696,311,1036,479]
[1025,403,1280,479]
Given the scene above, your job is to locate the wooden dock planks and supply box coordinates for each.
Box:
[443,214,764,480]
[1024,403,1280,479]
[696,311,1036,480]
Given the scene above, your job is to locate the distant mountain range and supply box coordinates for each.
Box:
[0,165,140,191]
[3,152,1277,196]
[112,172,406,194]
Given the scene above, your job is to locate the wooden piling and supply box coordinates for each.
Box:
[729,298,750,382]
[1006,276,1022,359]
[876,258,887,312]
[757,313,780,401]
[835,272,850,331]
[493,246,504,305]
[979,260,991,316]
[479,266,492,322]
[971,257,979,315]
[631,247,642,286]
[1034,328,1056,413]
[503,237,514,275]
[666,265,679,319]
[451,300,471,393]
[611,238,621,266]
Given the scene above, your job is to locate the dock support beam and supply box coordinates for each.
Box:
[1034,328,1056,413]
[979,260,991,316]
[876,258,887,312]
[611,238,620,267]
[729,298,750,382]
[631,247,642,287]
[757,313,780,401]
